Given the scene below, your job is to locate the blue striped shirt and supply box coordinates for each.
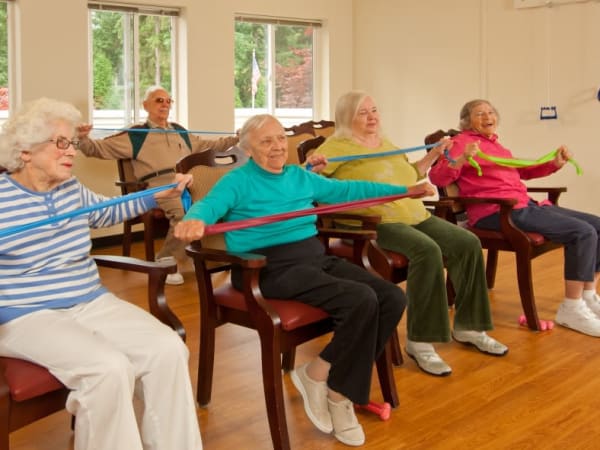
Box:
[0,174,156,324]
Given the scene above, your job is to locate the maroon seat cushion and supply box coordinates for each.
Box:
[213,285,329,331]
[1,357,65,402]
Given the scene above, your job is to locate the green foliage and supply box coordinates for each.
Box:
[0,3,9,108]
[91,10,172,110]
[234,21,313,109]
[234,22,266,108]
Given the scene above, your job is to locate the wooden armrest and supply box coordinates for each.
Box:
[423,199,455,219]
[527,186,566,205]
[115,180,148,190]
[318,228,377,241]
[318,212,381,230]
[92,254,176,274]
[441,195,518,207]
[185,244,266,269]
[91,254,185,341]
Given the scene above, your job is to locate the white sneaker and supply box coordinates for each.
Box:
[328,398,365,446]
[156,257,184,286]
[405,340,452,376]
[452,330,508,356]
[555,300,600,337]
[583,293,600,317]
[291,364,332,433]
[165,272,184,285]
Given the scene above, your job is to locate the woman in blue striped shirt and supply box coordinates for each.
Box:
[0,98,202,450]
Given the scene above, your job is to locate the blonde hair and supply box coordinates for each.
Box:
[332,90,372,139]
[0,98,81,172]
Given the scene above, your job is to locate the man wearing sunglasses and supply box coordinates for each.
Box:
[77,86,239,285]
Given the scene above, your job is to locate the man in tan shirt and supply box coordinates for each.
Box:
[78,86,238,284]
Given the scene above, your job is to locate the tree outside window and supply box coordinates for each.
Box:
[0,1,9,125]
[234,18,315,129]
[89,6,176,131]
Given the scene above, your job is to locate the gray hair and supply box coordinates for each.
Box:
[459,99,500,131]
[143,85,169,102]
[238,114,282,151]
[332,90,372,139]
[0,98,81,172]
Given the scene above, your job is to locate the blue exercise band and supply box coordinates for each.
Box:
[0,183,179,239]
[93,127,236,136]
[305,142,440,171]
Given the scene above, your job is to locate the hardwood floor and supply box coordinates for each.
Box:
[8,243,600,450]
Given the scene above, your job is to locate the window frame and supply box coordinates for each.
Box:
[234,13,322,129]
[87,2,180,129]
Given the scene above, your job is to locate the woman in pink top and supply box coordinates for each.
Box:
[429,99,600,338]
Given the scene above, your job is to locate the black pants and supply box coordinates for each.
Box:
[232,237,406,404]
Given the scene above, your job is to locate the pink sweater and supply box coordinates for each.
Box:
[428,130,559,226]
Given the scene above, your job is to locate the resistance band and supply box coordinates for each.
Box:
[467,149,582,176]
[203,192,417,235]
[93,127,236,136]
[0,183,178,239]
[304,143,439,171]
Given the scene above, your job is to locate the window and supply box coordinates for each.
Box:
[234,15,321,129]
[88,3,178,130]
[0,0,11,127]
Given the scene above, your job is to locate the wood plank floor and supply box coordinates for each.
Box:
[8,242,600,450]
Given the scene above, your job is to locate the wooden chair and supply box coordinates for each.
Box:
[283,127,315,165]
[308,120,335,138]
[177,147,399,450]
[116,158,170,261]
[426,129,566,330]
[0,255,183,450]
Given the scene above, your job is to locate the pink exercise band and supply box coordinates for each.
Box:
[203,192,414,235]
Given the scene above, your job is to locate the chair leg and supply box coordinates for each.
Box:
[122,221,133,257]
[0,393,9,450]
[485,249,499,289]
[142,215,155,261]
[197,321,216,406]
[515,253,541,331]
[282,347,296,372]
[391,329,403,366]
[375,339,400,408]
[259,332,291,450]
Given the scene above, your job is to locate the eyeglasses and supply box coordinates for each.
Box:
[47,136,80,150]
[154,97,174,105]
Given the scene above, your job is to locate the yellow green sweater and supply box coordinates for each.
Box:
[317,137,430,225]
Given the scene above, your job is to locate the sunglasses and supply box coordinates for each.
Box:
[154,97,174,105]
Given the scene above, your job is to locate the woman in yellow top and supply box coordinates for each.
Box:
[310,90,507,376]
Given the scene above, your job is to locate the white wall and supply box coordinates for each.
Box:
[353,0,600,215]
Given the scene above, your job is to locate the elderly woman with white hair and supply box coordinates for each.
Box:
[0,98,201,450]
[309,91,508,379]
[430,98,600,338]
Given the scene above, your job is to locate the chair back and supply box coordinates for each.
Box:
[116,158,145,194]
[297,135,326,164]
[176,146,248,250]
[310,120,335,138]
[284,131,315,165]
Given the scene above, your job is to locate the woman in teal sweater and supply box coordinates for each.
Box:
[175,114,428,447]
[309,91,508,378]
